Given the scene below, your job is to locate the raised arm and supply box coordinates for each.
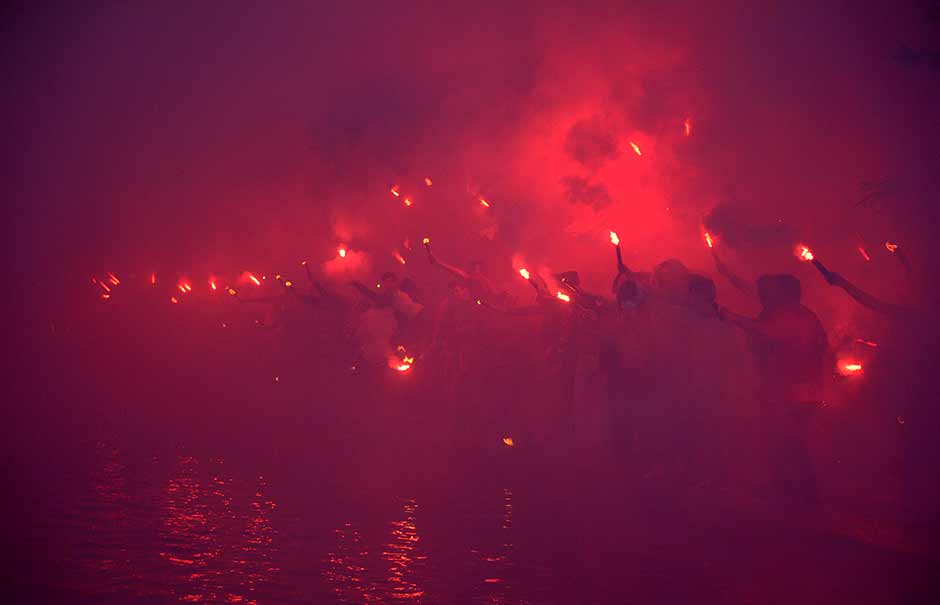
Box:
[711,250,756,297]
[350,281,382,305]
[428,253,469,280]
[829,273,913,320]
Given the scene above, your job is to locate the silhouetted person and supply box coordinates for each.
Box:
[718,274,828,510]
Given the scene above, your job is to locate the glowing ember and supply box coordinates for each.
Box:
[248,273,261,286]
[684,117,692,137]
[394,251,406,265]
[704,232,714,248]
[857,246,871,262]
[556,291,571,303]
[424,177,432,186]
[391,184,400,197]
[519,268,531,280]
[609,230,620,246]
[150,273,156,285]
[403,197,413,207]
[629,141,642,156]
[479,197,490,208]
[797,246,814,262]
[337,247,347,259]
[502,436,514,447]
[885,241,899,253]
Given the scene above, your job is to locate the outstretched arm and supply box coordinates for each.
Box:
[428,253,469,280]
[350,281,382,305]
[829,273,912,319]
[711,250,755,297]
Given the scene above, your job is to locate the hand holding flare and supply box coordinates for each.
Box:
[610,230,626,273]
[796,245,835,284]
[422,237,433,263]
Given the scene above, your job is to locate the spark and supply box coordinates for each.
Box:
[100,293,110,300]
[98,281,112,293]
[227,287,237,296]
[479,197,490,208]
[422,237,430,246]
[629,141,642,156]
[284,280,293,287]
[609,231,620,246]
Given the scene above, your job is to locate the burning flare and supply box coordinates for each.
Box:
[556,291,571,303]
[150,273,157,285]
[107,272,120,286]
[390,184,401,197]
[394,251,406,265]
[424,177,432,187]
[609,230,620,246]
[885,241,899,253]
[403,197,413,207]
[797,246,815,262]
[502,436,514,447]
[337,247,347,259]
[704,232,714,249]
[841,363,863,375]
[519,268,531,280]
[479,197,490,208]
[629,141,642,156]
[209,279,217,291]
[248,273,261,286]
[684,117,692,137]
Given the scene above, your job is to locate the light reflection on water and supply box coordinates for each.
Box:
[71,444,523,604]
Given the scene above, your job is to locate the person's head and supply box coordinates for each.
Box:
[756,274,801,309]
[617,280,642,310]
[447,281,469,301]
[687,274,717,317]
[652,259,690,304]
[380,271,399,291]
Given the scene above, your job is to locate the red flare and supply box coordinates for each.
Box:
[609,231,620,246]
[337,247,347,259]
[227,287,237,296]
[684,117,692,137]
[885,241,899,253]
[107,272,120,286]
[170,296,179,304]
[209,279,217,291]
[150,273,156,285]
[394,251,406,265]
[98,281,112,293]
[424,177,432,187]
[248,273,261,286]
[403,197,413,207]
[479,197,490,208]
[704,232,714,249]
[519,268,531,280]
[629,141,642,156]
[391,184,400,197]
[840,362,863,375]
[858,246,871,261]
[556,291,571,303]
[797,245,814,261]
[502,436,514,447]
[284,280,293,287]
[178,284,187,294]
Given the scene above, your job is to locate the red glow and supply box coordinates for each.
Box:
[502,436,514,447]
[797,245,814,261]
[178,284,187,294]
[150,273,156,285]
[684,117,692,137]
[394,251,406,265]
[857,246,871,261]
[248,273,261,286]
[422,237,430,246]
[556,291,571,303]
[479,197,490,208]
[99,281,112,293]
[391,184,400,197]
[519,268,530,280]
[704,232,714,248]
[101,293,110,300]
[609,230,620,246]
[284,280,293,287]
[424,177,432,187]
[885,241,899,253]
[337,247,347,259]
[403,197,413,207]
[841,362,863,375]
[629,141,642,156]
[107,272,120,286]
[170,296,179,304]
[209,279,218,291]
[227,287,237,296]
